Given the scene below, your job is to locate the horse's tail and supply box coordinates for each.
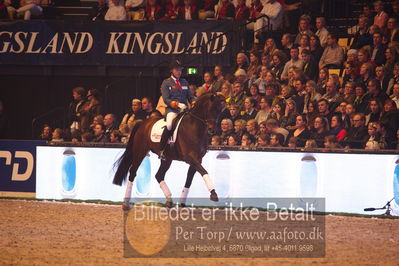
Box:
[113,121,143,186]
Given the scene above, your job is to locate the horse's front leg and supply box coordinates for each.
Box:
[155,159,173,207]
[179,165,196,206]
[186,153,218,202]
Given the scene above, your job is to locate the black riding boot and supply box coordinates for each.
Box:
[159,128,171,160]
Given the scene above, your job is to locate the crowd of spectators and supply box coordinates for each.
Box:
[27,0,399,150]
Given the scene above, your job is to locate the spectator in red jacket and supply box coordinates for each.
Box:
[145,0,165,20]
[179,0,198,20]
[235,0,249,20]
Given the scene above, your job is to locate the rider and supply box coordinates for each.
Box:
[159,59,196,160]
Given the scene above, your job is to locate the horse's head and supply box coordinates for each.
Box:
[192,93,225,126]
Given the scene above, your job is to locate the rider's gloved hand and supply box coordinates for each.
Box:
[170,101,179,108]
[178,103,187,110]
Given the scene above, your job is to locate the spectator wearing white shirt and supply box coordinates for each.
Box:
[105,0,127,20]
[315,17,329,48]
[254,0,283,43]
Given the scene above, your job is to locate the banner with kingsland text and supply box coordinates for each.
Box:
[0,20,238,66]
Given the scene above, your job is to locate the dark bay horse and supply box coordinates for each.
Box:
[113,93,225,209]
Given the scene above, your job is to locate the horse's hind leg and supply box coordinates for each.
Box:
[155,159,173,207]
[179,165,196,206]
[122,150,148,210]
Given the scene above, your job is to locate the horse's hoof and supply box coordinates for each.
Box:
[210,189,219,202]
[165,199,173,208]
[122,203,131,211]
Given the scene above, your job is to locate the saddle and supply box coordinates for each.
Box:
[150,112,186,143]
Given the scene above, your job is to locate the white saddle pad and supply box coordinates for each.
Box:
[150,115,184,143]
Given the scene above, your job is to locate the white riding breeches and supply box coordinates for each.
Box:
[166,112,177,131]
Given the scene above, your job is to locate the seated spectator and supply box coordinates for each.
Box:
[373,0,388,30]
[298,34,310,61]
[213,65,226,93]
[219,81,233,101]
[234,0,249,20]
[309,35,324,63]
[265,118,289,142]
[256,133,270,147]
[211,135,221,146]
[386,17,399,43]
[227,103,243,123]
[125,0,145,20]
[215,0,234,20]
[295,16,314,44]
[163,0,181,20]
[227,134,240,146]
[145,0,164,20]
[342,81,356,104]
[233,119,246,143]
[234,52,249,73]
[281,33,294,60]
[324,135,341,149]
[281,47,303,82]
[364,79,389,107]
[390,83,399,108]
[287,136,298,148]
[304,139,317,149]
[370,32,387,67]
[253,0,283,42]
[353,85,369,113]
[343,113,369,148]
[343,62,361,87]
[11,0,43,20]
[219,118,234,144]
[286,114,311,147]
[103,113,118,141]
[316,67,329,95]
[119,99,146,134]
[81,132,93,143]
[329,114,347,141]
[105,0,127,20]
[271,50,287,82]
[39,124,52,141]
[198,0,217,20]
[270,101,285,125]
[322,79,341,105]
[350,16,373,49]
[304,80,322,114]
[201,72,215,93]
[241,132,255,148]
[315,17,329,48]
[51,128,64,142]
[89,114,104,134]
[263,38,279,58]
[346,49,362,73]
[365,99,382,125]
[141,97,161,119]
[179,0,198,20]
[242,97,258,121]
[247,50,261,86]
[258,120,267,135]
[364,122,381,149]
[245,119,258,138]
[281,98,298,130]
[383,47,398,81]
[319,33,345,69]
[109,130,122,143]
[248,84,262,109]
[229,82,246,110]
[234,68,249,92]
[302,49,318,81]
[317,99,332,122]
[93,124,107,142]
[359,62,375,89]
[269,133,284,147]
[380,99,399,142]
[310,116,329,147]
[255,96,272,124]
[305,101,318,129]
